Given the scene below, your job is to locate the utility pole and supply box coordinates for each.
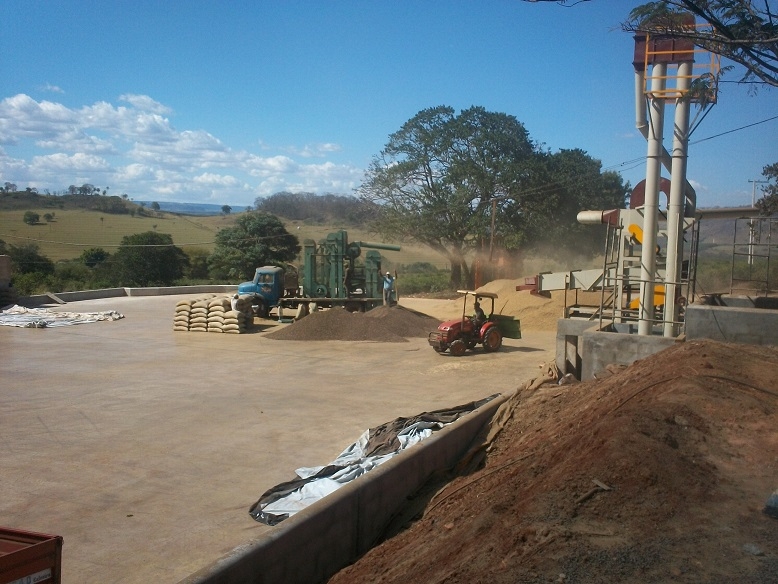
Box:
[747,179,767,265]
[748,179,767,207]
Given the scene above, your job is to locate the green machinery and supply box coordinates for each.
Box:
[301,230,400,307]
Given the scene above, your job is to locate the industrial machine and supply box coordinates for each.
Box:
[428,290,505,356]
[237,230,401,316]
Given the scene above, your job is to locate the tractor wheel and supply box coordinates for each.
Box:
[432,345,445,354]
[482,327,503,352]
[449,339,467,357]
[253,299,269,318]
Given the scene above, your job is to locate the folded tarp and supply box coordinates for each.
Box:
[0,305,124,328]
[249,396,497,525]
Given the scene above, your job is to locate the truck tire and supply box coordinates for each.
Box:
[252,298,268,318]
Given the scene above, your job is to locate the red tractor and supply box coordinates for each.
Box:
[428,290,503,356]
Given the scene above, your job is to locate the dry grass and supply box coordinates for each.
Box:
[0,209,447,268]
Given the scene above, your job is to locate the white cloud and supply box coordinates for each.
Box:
[30,152,110,172]
[42,83,64,94]
[193,172,242,187]
[688,179,707,192]
[286,142,343,158]
[119,94,172,115]
[0,93,365,204]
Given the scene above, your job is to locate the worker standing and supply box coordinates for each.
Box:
[382,271,395,306]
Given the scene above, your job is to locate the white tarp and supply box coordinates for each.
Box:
[249,396,498,526]
[254,422,439,523]
[0,305,124,328]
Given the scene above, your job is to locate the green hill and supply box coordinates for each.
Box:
[0,194,447,269]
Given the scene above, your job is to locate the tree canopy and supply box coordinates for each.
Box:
[254,191,377,225]
[208,212,300,280]
[358,106,628,287]
[112,231,189,287]
[625,1,778,87]
[755,161,778,215]
[522,0,778,87]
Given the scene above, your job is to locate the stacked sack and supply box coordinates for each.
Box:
[207,297,230,332]
[188,298,211,332]
[173,294,253,334]
[173,299,195,331]
[221,309,251,334]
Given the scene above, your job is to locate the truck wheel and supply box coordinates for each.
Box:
[483,327,503,352]
[253,299,268,318]
[449,339,467,357]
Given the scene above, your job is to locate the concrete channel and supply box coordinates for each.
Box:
[1,289,555,583]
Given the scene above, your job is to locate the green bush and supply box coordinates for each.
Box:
[396,270,452,295]
[23,211,39,225]
[13,272,53,295]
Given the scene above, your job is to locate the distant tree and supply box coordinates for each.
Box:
[43,212,55,222]
[208,212,300,280]
[151,201,161,211]
[23,211,40,225]
[756,162,778,216]
[3,182,18,193]
[254,191,377,225]
[6,243,55,275]
[79,183,96,196]
[184,247,211,279]
[221,205,232,215]
[111,231,189,286]
[80,247,109,268]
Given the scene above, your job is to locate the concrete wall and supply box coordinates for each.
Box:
[179,394,508,584]
[581,327,678,380]
[17,285,236,307]
[555,319,680,381]
[555,319,599,378]
[686,303,778,345]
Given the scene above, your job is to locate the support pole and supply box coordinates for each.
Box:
[664,61,692,337]
[639,63,666,336]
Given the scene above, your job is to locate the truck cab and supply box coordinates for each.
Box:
[238,266,297,317]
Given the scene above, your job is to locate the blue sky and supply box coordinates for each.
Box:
[1,0,776,209]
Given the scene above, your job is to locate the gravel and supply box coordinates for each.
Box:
[265,305,441,342]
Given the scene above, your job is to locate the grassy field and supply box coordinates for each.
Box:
[0,208,449,269]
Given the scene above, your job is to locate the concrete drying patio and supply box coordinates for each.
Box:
[0,294,554,583]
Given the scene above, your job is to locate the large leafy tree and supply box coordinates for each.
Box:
[518,149,629,255]
[359,106,542,287]
[112,231,189,287]
[208,212,300,280]
[359,106,627,286]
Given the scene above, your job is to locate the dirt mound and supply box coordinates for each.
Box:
[329,339,778,583]
[264,305,441,342]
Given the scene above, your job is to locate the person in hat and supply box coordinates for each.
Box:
[381,270,396,306]
[230,293,240,311]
